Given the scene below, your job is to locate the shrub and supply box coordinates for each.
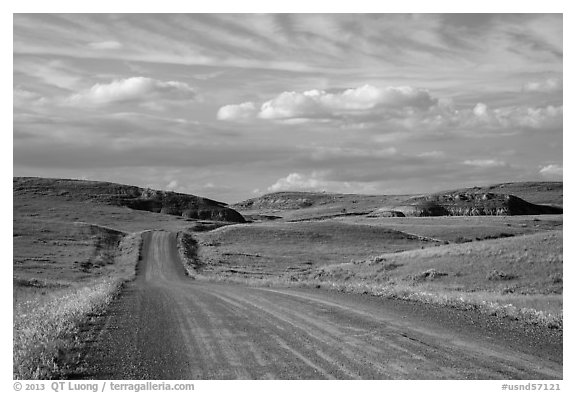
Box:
[487,269,517,281]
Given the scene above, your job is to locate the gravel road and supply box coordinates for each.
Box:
[81,231,562,379]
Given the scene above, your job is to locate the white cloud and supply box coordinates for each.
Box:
[217,86,561,133]
[539,164,562,179]
[166,180,179,190]
[523,77,562,93]
[465,103,562,130]
[417,150,445,159]
[219,85,437,121]
[66,77,196,108]
[266,171,379,194]
[268,172,328,192]
[217,102,257,121]
[473,103,489,117]
[463,159,508,168]
[88,41,123,50]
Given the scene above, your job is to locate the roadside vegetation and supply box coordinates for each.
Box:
[13,231,142,379]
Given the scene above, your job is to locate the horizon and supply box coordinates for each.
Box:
[12,175,563,205]
[13,14,563,203]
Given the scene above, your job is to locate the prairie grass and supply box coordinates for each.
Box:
[194,220,437,277]
[13,232,142,379]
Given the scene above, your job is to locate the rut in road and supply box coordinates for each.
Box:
[81,231,562,380]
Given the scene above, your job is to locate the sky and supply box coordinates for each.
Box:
[13,13,563,203]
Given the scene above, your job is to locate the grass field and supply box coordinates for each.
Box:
[195,220,440,277]
[338,214,563,243]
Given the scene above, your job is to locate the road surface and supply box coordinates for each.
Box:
[81,231,562,379]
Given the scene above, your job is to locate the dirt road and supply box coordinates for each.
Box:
[82,231,562,379]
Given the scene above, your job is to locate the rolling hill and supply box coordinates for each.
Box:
[14,177,246,223]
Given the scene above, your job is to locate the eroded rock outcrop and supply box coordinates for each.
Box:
[366,209,406,218]
[387,192,562,217]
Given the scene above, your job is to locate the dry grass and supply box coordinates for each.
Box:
[339,214,563,243]
[13,232,142,379]
[194,221,438,277]
[298,230,562,328]
[306,230,562,295]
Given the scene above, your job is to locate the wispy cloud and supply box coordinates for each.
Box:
[13,14,563,201]
[463,159,509,168]
[88,41,123,50]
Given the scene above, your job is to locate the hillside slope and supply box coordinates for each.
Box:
[14,177,246,223]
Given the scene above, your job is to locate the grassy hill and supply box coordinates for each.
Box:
[294,230,562,327]
[14,177,246,223]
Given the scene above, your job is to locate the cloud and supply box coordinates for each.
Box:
[473,103,489,117]
[218,86,561,134]
[463,159,508,168]
[267,172,328,192]
[523,77,562,93]
[217,102,257,121]
[13,87,46,108]
[219,85,437,121]
[417,150,445,159]
[467,103,562,130]
[65,77,196,108]
[166,179,179,190]
[266,171,380,194]
[539,164,562,179]
[88,41,123,50]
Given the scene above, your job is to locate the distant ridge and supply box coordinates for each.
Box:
[233,182,562,217]
[13,177,246,223]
